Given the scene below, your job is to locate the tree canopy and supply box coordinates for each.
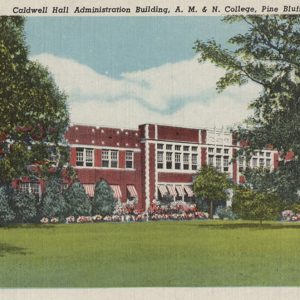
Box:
[232,185,281,224]
[0,16,69,185]
[193,166,232,218]
[194,15,300,201]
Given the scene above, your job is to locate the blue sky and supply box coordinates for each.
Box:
[25,17,259,129]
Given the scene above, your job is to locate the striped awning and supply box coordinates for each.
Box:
[184,186,194,197]
[158,185,168,197]
[110,185,122,199]
[175,186,185,197]
[167,185,177,197]
[127,185,138,198]
[83,184,95,197]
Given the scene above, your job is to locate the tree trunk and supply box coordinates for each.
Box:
[210,200,213,219]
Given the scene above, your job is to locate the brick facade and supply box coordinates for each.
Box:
[62,123,278,210]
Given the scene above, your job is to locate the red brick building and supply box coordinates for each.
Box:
[64,123,279,211]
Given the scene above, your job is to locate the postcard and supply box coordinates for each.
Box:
[1,0,300,299]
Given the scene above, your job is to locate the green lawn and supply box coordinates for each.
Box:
[0,220,300,287]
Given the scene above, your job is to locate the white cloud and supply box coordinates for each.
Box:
[32,53,261,129]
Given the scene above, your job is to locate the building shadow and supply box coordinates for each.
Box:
[0,243,28,257]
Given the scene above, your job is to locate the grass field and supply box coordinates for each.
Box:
[0,220,300,287]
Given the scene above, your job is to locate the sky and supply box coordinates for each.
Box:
[25,17,260,129]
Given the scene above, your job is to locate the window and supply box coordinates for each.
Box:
[111,151,118,168]
[126,151,134,169]
[216,148,222,154]
[19,182,40,195]
[259,158,264,167]
[192,146,198,152]
[208,155,214,166]
[157,151,164,169]
[260,151,264,157]
[239,157,244,172]
[31,183,41,194]
[102,149,118,168]
[208,147,214,153]
[85,149,93,167]
[266,152,271,157]
[76,148,93,167]
[223,156,229,172]
[224,149,229,154]
[175,153,181,169]
[19,182,30,193]
[192,154,198,170]
[166,152,172,169]
[183,153,189,170]
[102,150,109,167]
[183,146,189,151]
[76,148,84,166]
[175,145,181,151]
[166,144,172,150]
[252,158,258,168]
[216,156,222,171]
[157,143,164,150]
[266,159,271,168]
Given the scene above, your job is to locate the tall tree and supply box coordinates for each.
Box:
[0,16,69,185]
[194,16,300,199]
[193,166,232,218]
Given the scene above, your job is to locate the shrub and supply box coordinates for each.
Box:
[215,206,238,220]
[12,191,37,223]
[92,180,115,216]
[41,177,66,220]
[0,186,15,225]
[64,182,91,217]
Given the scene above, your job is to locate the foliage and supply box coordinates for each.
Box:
[243,167,300,207]
[64,182,91,217]
[232,186,281,224]
[215,206,238,220]
[193,166,232,218]
[0,186,15,225]
[92,180,116,216]
[41,177,66,220]
[11,190,37,223]
[0,16,69,185]
[194,16,300,201]
[159,194,173,205]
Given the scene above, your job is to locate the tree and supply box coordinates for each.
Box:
[232,186,281,225]
[0,16,69,185]
[0,186,15,225]
[92,180,115,216]
[41,177,66,220]
[11,191,37,223]
[64,182,91,217]
[242,167,300,208]
[194,16,300,200]
[193,166,232,218]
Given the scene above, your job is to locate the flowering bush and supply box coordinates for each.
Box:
[76,216,92,223]
[66,216,75,223]
[50,217,59,224]
[40,217,49,224]
[92,215,103,222]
